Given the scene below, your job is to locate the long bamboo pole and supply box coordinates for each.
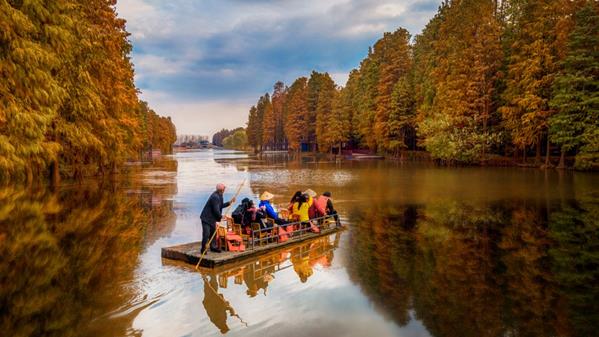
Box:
[195,179,246,269]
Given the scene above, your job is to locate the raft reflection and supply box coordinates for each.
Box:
[199,233,341,334]
[347,198,599,337]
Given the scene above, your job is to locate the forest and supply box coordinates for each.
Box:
[246,0,599,170]
[0,0,177,184]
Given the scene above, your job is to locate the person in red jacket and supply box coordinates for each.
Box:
[314,191,341,226]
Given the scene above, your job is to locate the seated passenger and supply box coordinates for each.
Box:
[303,189,318,218]
[293,193,320,233]
[315,191,341,226]
[258,191,288,226]
[292,194,310,223]
[232,198,251,224]
[288,191,302,212]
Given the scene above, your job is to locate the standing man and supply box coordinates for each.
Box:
[201,183,236,253]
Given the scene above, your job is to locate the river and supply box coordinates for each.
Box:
[1,150,598,337]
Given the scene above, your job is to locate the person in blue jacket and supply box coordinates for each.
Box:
[258,191,288,226]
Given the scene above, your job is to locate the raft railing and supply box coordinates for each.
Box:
[247,214,338,250]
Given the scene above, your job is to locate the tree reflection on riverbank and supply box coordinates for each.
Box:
[347,196,599,337]
[0,161,177,337]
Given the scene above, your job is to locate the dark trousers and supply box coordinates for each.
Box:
[202,221,217,252]
[328,211,341,226]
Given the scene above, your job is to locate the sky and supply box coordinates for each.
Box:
[115,0,441,137]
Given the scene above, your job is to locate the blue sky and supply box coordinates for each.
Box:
[115,0,441,136]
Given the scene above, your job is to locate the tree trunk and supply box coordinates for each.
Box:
[50,160,60,187]
[544,136,551,167]
[557,148,566,169]
[535,138,541,164]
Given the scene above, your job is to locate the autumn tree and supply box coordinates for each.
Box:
[246,106,261,152]
[0,0,175,183]
[260,94,274,150]
[0,0,67,182]
[315,73,337,151]
[499,0,570,164]
[353,49,380,150]
[271,81,288,150]
[326,86,354,152]
[373,28,412,153]
[419,0,503,163]
[388,76,416,157]
[284,77,309,152]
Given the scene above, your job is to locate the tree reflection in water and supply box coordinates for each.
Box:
[346,198,599,337]
[199,233,341,333]
[0,162,177,337]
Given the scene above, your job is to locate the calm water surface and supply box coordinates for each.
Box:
[2,150,598,337]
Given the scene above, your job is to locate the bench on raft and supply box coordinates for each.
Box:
[218,214,339,251]
[161,214,343,268]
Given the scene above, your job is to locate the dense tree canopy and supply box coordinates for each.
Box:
[244,0,598,169]
[0,0,176,183]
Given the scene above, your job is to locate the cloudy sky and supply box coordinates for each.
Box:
[115,0,440,136]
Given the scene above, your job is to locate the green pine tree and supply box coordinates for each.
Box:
[549,2,599,170]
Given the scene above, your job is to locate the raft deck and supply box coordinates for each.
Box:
[161,226,343,268]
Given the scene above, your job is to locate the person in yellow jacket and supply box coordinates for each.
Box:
[292,194,311,222]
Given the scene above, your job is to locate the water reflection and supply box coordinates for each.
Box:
[0,160,177,337]
[346,198,599,337]
[2,150,598,337]
[198,233,342,334]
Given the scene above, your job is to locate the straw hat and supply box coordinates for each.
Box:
[260,191,274,201]
[303,189,317,198]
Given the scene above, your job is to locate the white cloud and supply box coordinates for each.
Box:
[375,3,407,17]
[134,55,187,78]
[139,90,251,136]
[115,0,442,136]
[330,72,349,87]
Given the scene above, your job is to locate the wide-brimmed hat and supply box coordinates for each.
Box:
[260,191,274,201]
[303,189,317,198]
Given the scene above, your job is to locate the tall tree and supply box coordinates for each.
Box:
[246,106,261,152]
[499,0,569,164]
[373,28,412,153]
[315,73,337,151]
[271,81,287,150]
[388,76,416,157]
[420,0,503,163]
[0,0,68,181]
[260,94,274,150]
[549,2,599,169]
[284,77,309,152]
[354,49,380,150]
[307,71,326,150]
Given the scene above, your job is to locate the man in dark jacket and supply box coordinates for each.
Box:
[201,183,236,253]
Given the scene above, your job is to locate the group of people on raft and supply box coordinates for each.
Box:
[200,183,340,254]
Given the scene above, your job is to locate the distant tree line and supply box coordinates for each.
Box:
[246,0,598,170]
[222,129,248,150]
[212,128,243,147]
[0,0,177,183]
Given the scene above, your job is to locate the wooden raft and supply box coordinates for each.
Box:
[161,226,343,268]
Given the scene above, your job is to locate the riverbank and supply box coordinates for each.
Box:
[246,149,591,171]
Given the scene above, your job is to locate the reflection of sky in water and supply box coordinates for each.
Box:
[126,150,427,337]
[251,169,354,187]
